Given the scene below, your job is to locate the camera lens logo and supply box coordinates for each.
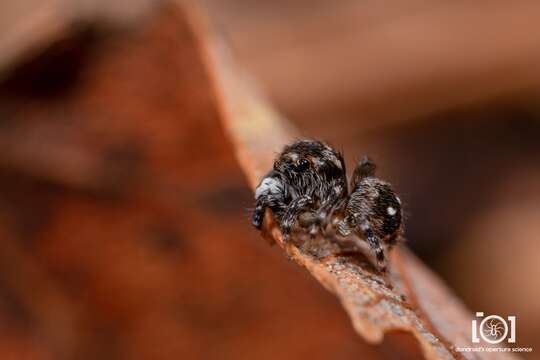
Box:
[472,312,516,344]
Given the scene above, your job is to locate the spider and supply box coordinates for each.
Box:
[252,139,403,272]
[251,139,348,239]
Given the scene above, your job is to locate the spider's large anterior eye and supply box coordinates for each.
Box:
[296,158,310,172]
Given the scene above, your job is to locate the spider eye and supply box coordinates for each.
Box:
[295,158,310,172]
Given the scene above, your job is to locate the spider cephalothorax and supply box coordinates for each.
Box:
[252,139,348,238]
[252,140,403,272]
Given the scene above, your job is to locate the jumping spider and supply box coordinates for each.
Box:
[252,139,348,239]
[252,139,403,272]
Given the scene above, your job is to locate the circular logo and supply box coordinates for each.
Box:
[480,315,508,344]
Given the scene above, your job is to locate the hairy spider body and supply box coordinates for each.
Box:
[337,157,403,271]
[252,140,348,238]
[252,140,403,272]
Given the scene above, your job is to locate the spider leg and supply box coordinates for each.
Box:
[335,216,352,237]
[385,232,401,248]
[252,197,269,229]
[319,189,347,235]
[356,222,386,272]
[252,174,287,229]
[350,156,376,189]
[281,195,313,240]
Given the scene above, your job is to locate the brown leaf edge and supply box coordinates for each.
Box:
[179,2,519,360]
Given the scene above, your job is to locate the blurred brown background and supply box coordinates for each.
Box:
[0,0,539,359]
